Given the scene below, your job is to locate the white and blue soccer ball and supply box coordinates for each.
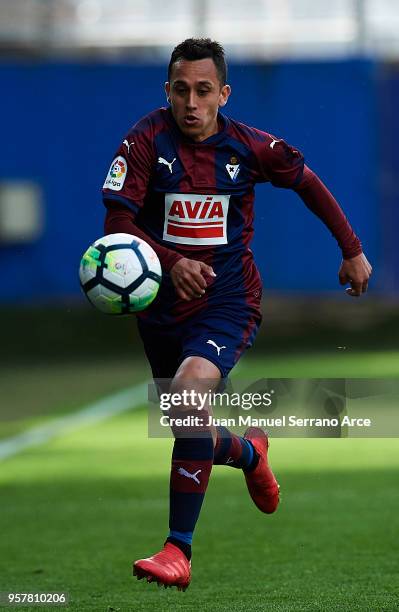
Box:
[79,233,162,314]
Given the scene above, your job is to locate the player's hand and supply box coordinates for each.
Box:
[339,253,372,297]
[170,258,216,301]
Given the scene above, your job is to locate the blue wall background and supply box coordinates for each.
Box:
[0,59,391,302]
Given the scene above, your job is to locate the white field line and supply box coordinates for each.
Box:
[0,382,148,461]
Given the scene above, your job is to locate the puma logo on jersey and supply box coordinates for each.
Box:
[123,139,135,153]
[163,193,230,246]
[158,156,176,174]
[206,339,226,356]
[270,138,282,149]
[225,457,234,464]
[178,467,202,484]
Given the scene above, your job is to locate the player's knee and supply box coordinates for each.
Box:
[179,355,220,379]
[170,356,220,411]
[173,356,220,385]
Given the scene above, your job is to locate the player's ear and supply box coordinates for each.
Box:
[164,81,171,103]
[218,84,231,107]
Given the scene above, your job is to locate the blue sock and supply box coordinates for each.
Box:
[169,530,193,545]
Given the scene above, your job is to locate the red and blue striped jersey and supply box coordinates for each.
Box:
[102,107,360,325]
[102,107,304,324]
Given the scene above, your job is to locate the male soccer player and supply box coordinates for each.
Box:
[102,38,372,590]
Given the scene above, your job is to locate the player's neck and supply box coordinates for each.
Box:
[192,117,220,143]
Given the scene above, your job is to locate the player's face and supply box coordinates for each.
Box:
[165,58,230,142]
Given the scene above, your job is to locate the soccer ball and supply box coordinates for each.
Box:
[79,233,162,314]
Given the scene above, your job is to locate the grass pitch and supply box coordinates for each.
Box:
[1,352,399,611]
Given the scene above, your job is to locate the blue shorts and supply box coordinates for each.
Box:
[137,308,261,379]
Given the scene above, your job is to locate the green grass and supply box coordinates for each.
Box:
[239,350,399,378]
[5,349,399,440]
[1,352,399,611]
[0,359,150,439]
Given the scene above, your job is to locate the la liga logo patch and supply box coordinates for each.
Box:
[103,155,127,191]
[111,159,125,179]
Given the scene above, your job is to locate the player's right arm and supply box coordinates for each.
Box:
[102,117,214,300]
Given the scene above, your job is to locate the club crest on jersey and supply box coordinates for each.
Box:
[225,155,240,182]
[163,193,230,245]
[103,155,127,191]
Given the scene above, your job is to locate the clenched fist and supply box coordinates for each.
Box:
[170,258,216,301]
[339,253,372,297]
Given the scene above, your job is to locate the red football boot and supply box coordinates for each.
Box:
[243,427,280,514]
[133,542,191,591]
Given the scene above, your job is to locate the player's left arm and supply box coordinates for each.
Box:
[293,165,372,297]
[253,134,372,297]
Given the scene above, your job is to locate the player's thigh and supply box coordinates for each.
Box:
[136,318,182,379]
[180,310,261,379]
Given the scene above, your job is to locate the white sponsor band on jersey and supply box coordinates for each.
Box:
[163,193,230,246]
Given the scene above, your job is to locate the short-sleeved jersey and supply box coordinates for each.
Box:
[102,107,304,326]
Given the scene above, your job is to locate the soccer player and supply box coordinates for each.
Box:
[102,38,372,590]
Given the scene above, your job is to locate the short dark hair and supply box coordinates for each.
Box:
[168,38,227,85]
